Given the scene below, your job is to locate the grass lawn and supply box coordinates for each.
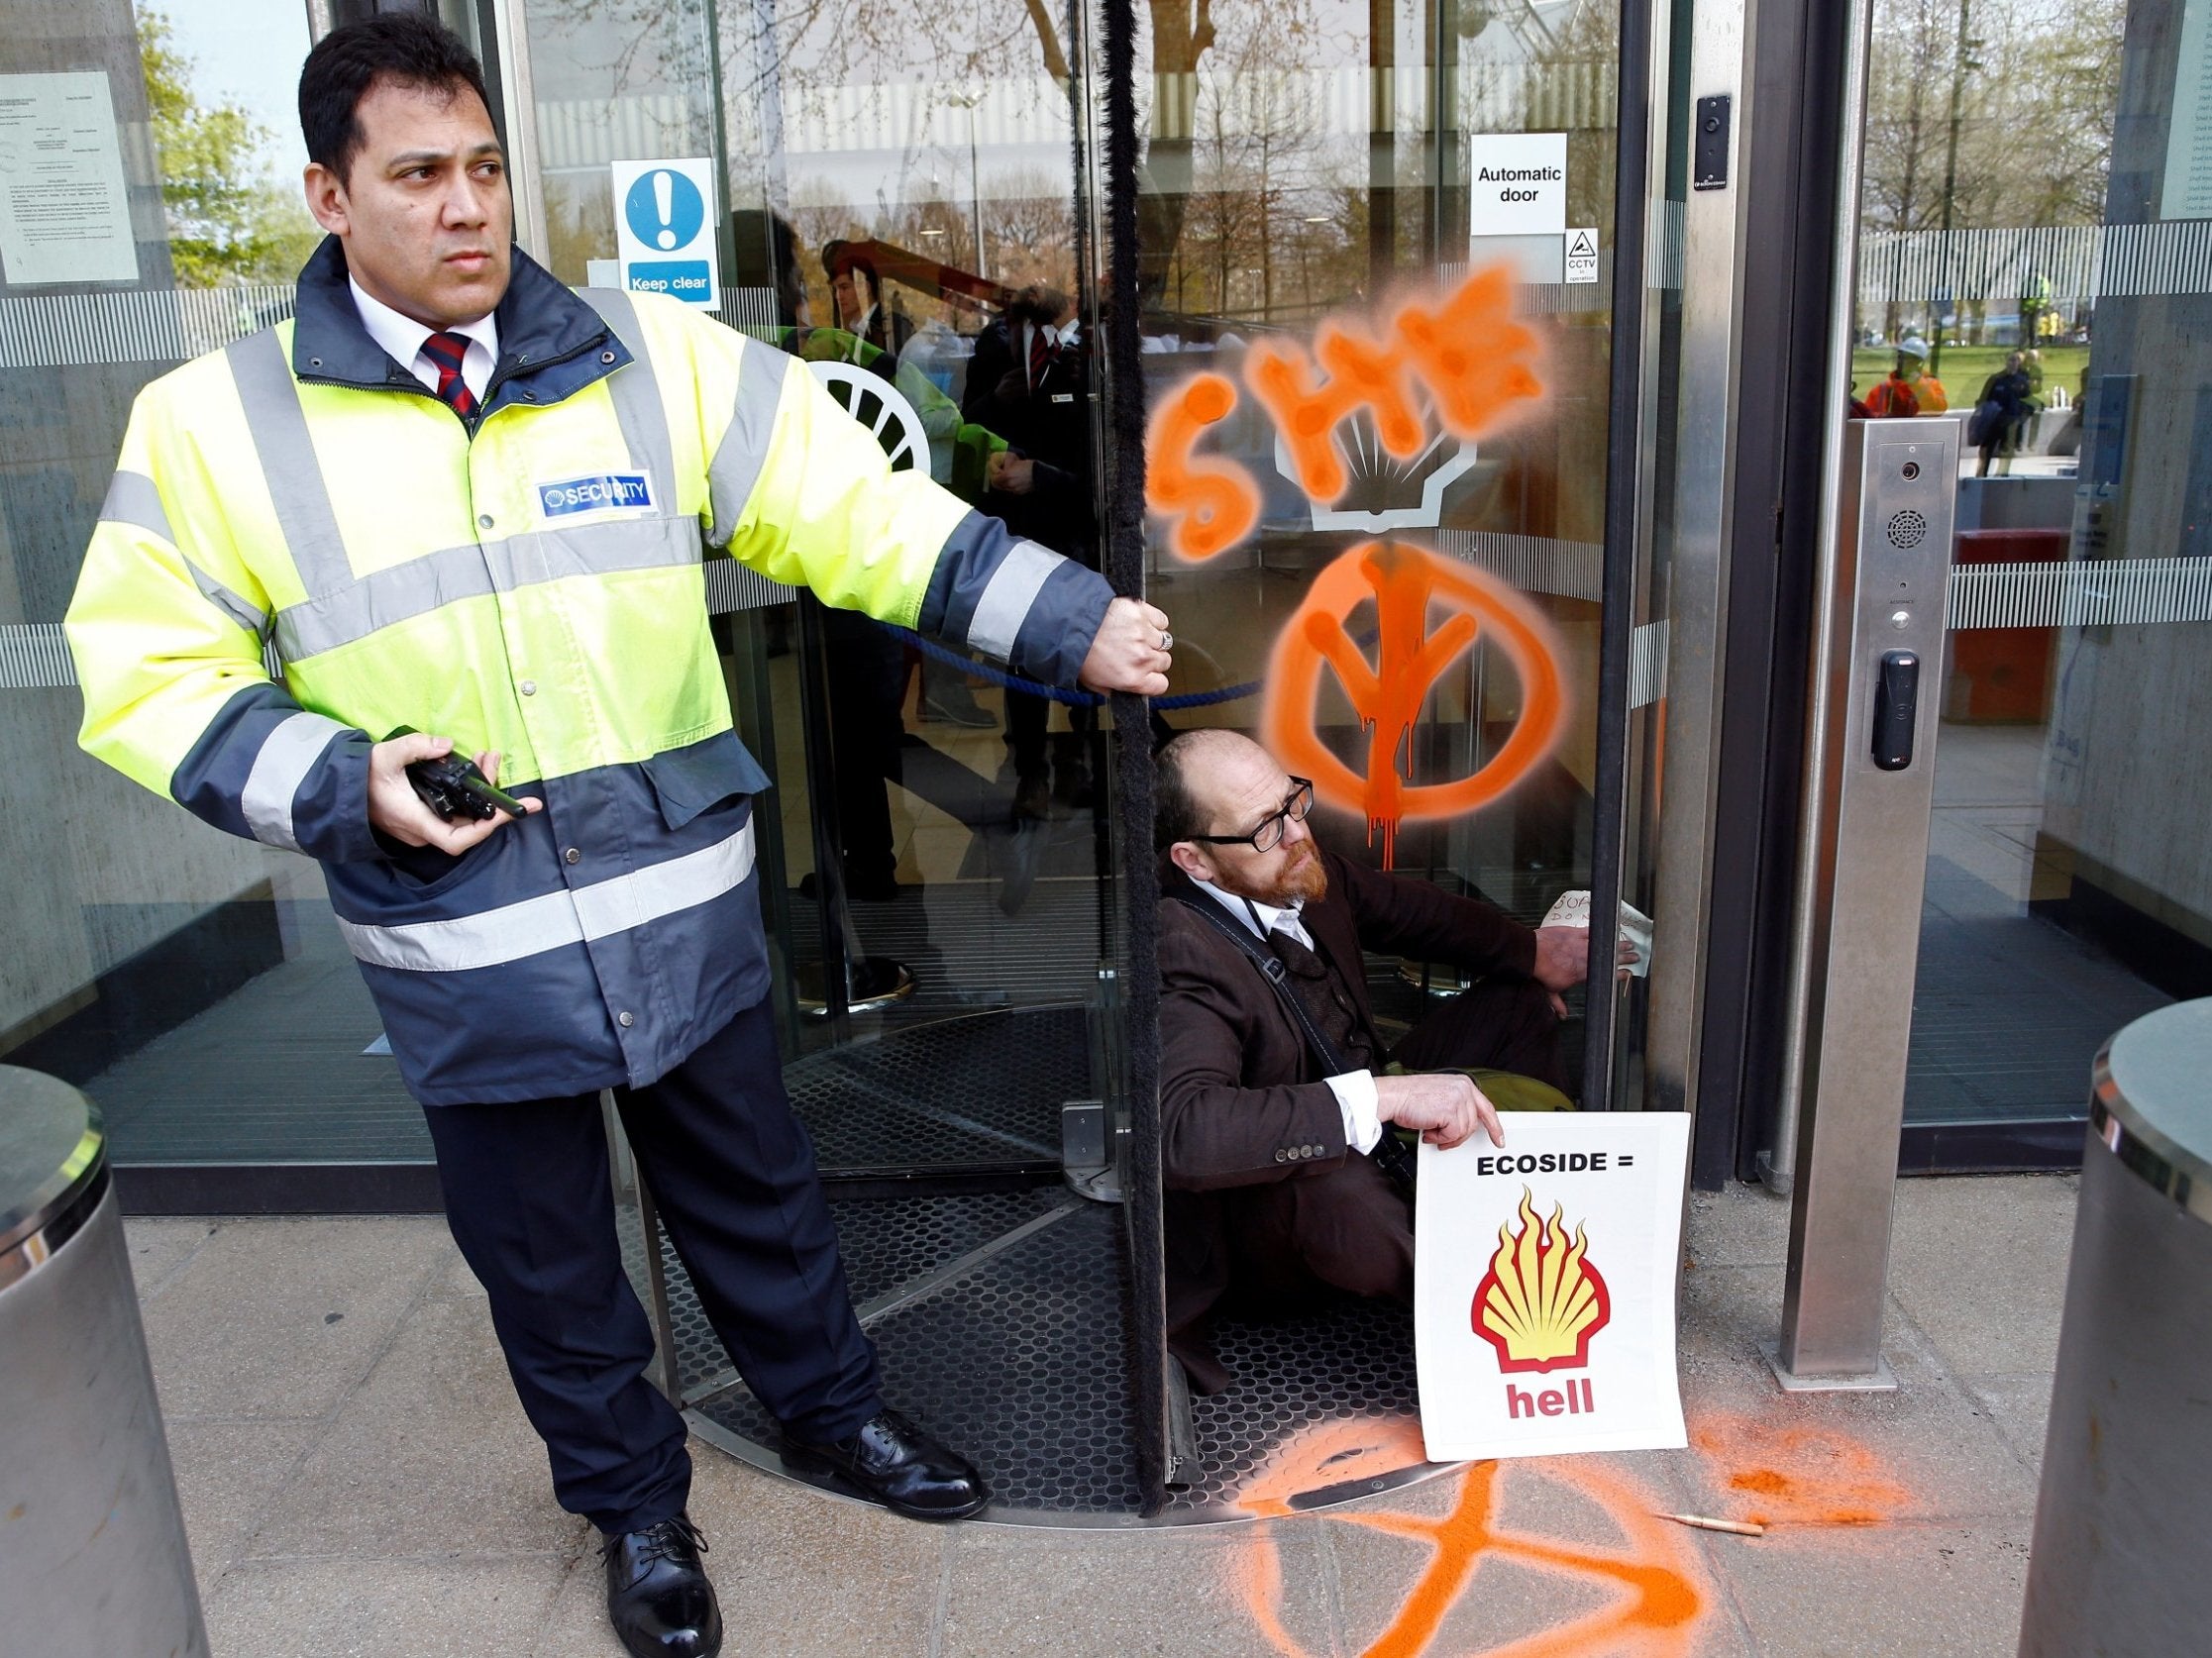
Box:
[1851,344,2091,404]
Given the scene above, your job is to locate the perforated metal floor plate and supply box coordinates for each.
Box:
[786,1004,1089,1171]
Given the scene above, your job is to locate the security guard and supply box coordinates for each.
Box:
[62,17,1173,1658]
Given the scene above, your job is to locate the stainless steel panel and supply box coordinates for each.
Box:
[1775,415,1958,1384]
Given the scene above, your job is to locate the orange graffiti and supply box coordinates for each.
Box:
[1143,266,1544,563]
[1144,371,1261,562]
[1245,264,1542,504]
[1688,1412,1912,1529]
[1474,1190,1613,1374]
[1264,540,1567,867]
[1233,1420,1709,1658]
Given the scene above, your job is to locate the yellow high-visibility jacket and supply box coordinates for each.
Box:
[64,241,1111,1103]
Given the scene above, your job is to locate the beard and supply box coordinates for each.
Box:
[1254,841,1328,907]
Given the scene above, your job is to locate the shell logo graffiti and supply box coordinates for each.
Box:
[1143,265,1543,561]
[1262,540,1567,867]
[1232,1418,1710,1658]
[1473,1190,1613,1375]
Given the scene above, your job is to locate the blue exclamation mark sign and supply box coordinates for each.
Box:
[622,164,712,302]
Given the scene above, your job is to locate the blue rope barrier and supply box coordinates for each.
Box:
[876,621,1262,711]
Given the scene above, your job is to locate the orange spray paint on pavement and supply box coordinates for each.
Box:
[1688,1412,1912,1529]
[1230,1420,1710,1658]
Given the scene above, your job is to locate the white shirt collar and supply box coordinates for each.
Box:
[1189,875,1314,949]
[349,275,498,400]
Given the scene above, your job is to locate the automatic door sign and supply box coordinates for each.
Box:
[1415,1111,1690,1461]
[612,158,720,305]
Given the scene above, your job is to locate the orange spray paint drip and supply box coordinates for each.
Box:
[1229,1420,1711,1658]
[1143,371,1261,563]
[1264,541,1567,868]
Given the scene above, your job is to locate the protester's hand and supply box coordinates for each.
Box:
[987,452,1035,494]
[1531,924,1591,990]
[368,732,539,854]
[1375,1073,1506,1151]
[1079,596,1173,696]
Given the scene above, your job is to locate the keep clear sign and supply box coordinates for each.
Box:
[1415,1111,1690,1461]
[612,158,720,305]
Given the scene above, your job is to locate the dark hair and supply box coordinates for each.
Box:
[1153,732,1213,853]
[299,14,493,185]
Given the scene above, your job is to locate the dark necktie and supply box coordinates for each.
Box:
[421,331,477,416]
[1027,325,1053,391]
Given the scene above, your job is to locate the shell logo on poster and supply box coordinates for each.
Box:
[1473,1190,1612,1373]
[1416,1112,1690,1461]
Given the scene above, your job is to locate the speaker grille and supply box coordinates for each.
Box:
[1886,508,1928,549]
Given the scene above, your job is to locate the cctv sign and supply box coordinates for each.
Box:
[1467,133,1568,238]
[612,158,721,306]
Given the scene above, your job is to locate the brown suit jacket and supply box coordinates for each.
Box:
[1158,852,1537,1360]
[1159,851,1536,1190]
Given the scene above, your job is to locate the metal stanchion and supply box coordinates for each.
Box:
[0,1067,207,1654]
[2019,998,2212,1657]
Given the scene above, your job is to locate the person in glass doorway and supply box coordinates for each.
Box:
[1151,731,1605,1394]
[61,17,1173,1658]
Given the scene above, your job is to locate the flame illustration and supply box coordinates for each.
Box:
[1472,1189,1612,1373]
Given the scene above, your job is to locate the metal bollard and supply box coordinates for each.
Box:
[0,1067,208,1656]
[2019,999,2212,1658]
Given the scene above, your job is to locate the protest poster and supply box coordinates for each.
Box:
[1415,1111,1691,1461]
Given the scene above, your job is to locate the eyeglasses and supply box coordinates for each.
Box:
[1189,778,1315,853]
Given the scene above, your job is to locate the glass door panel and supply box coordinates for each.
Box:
[1843,0,2210,1159]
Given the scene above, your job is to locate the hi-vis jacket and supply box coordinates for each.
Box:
[64,241,1112,1105]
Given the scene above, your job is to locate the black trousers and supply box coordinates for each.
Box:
[422,998,880,1534]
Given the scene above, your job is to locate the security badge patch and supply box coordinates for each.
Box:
[537,472,654,519]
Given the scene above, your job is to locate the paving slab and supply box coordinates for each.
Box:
[139,1216,454,1419]
[1321,1458,1749,1658]
[249,1290,582,1559]
[1958,1372,2054,1478]
[1676,1265,2042,1526]
[1685,1185,1794,1269]
[1888,1175,2077,1378]
[685,1446,949,1655]
[204,1555,570,1658]
[1719,1518,2033,1658]
[164,1418,322,1599]
[121,1214,220,1299]
[943,1521,1334,1658]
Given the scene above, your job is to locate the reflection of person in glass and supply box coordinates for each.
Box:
[62,18,1172,1658]
[1152,732,1593,1393]
[1970,351,2037,476]
[821,238,912,357]
[963,282,1100,827]
[1864,334,1949,417]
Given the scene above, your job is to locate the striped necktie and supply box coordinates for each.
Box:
[420,331,477,416]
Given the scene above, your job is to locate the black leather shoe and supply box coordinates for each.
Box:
[601,1513,722,1658]
[779,1407,990,1520]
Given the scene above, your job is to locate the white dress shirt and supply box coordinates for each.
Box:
[350,276,498,404]
[1188,876,1384,1154]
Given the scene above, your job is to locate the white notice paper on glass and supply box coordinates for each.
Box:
[1416,1111,1690,1461]
[0,72,139,285]
[2163,0,2212,219]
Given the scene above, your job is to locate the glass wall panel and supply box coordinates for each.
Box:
[0,0,438,1168]
[1844,0,2212,1142]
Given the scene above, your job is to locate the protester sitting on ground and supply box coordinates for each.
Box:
[1864,335,1949,417]
[1153,730,1598,1392]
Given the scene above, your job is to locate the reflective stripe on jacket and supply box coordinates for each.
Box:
[64,239,1114,1103]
